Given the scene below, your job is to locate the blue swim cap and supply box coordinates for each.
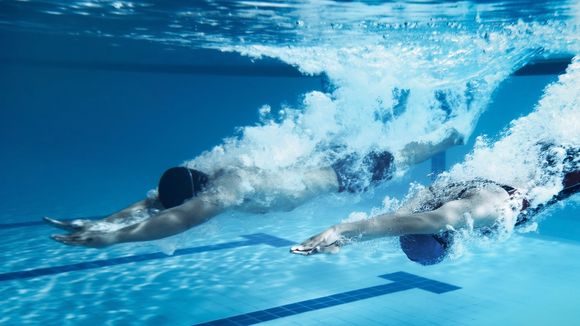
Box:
[158,167,209,209]
[399,232,454,265]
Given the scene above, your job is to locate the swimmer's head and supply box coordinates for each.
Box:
[399,232,453,265]
[158,167,209,209]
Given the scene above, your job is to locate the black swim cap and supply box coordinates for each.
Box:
[158,167,209,209]
[399,232,454,265]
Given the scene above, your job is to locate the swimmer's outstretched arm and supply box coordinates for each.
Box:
[291,187,507,255]
[399,128,464,165]
[51,194,227,248]
[48,166,339,248]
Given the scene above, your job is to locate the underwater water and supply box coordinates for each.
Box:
[0,0,579,325]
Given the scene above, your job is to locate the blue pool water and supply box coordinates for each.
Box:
[1,1,579,325]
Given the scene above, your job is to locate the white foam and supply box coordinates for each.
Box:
[187,20,577,205]
[448,57,579,194]
[425,56,580,242]
[144,12,580,252]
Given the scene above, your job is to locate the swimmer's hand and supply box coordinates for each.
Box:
[43,216,93,232]
[447,128,465,146]
[290,226,344,256]
[50,231,115,248]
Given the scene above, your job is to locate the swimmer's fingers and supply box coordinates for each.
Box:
[51,234,85,246]
[291,241,342,255]
[290,244,318,255]
[290,227,343,256]
[44,217,78,231]
[43,216,90,232]
[50,232,112,248]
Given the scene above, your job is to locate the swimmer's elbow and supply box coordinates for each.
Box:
[404,213,452,235]
[177,212,201,230]
[387,215,425,235]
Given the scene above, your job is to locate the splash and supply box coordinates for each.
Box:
[185,18,577,209]
[446,56,579,207]
[403,56,580,259]
[225,20,577,150]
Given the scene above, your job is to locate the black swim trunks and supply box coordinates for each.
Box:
[331,151,395,193]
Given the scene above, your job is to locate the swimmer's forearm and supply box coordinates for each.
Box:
[335,214,405,240]
[112,197,224,244]
[336,212,441,240]
[399,128,463,165]
[113,214,192,243]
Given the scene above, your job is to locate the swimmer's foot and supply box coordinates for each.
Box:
[290,227,344,256]
[50,231,114,248]
[43,216,92,232]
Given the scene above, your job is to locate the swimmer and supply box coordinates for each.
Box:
[291,144,579,265]
[44,129,464,248]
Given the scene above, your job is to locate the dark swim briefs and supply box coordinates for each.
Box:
[331,151,395,193]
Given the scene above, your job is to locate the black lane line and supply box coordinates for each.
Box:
[1,57,572,77]
[0,216,104,230]
[193,271,461,326]
[0,233,293,282]
[0,58,319,78]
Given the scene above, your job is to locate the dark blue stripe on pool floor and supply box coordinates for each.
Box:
[193,271,461,326]
[0,220,45,229]
[0,233,293,282]
[0,216,104,230]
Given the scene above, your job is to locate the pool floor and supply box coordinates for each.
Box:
[1,197,579,325]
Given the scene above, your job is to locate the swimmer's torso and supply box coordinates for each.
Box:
[203,166,339,213]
